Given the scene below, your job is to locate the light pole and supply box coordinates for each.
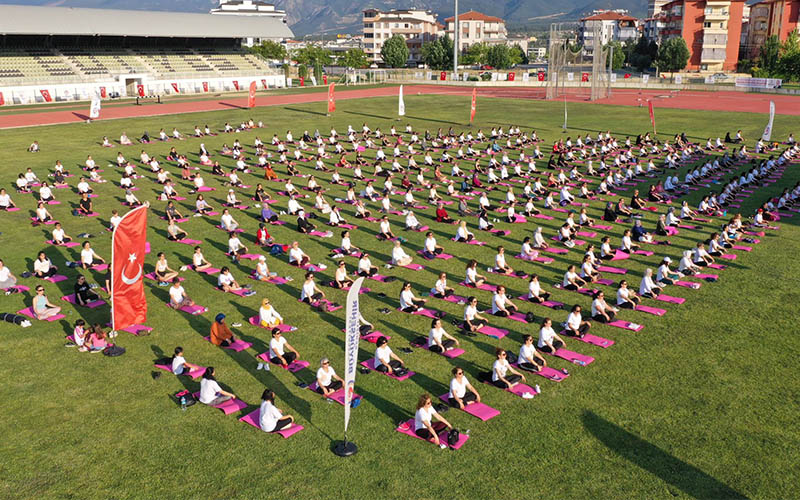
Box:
[453,0,458,80]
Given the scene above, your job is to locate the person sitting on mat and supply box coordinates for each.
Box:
[537,317,566,354]
[73,275,100,306]
[171,346,202,376]
[332,260,354,289]
[33,251,57,278]
[564,304,591,337]
[154,253,179,284]
[430,272,454,298]
[619,229,640,253]
[414,393,453,446]
[79,241,105,269]
[87,324,109,351]
[374,336,406,374]
[399,281,427,312]
[630,190,646,210]
[357,252,378,277]
[580,254,600,283]
[428,317,460,353]
[210,314,237,347]
[562,264,586,291]
[602,201,618,222]
[391,240,414,267]
[616,280,641,308]
[448,367,481,409]
[616,198,633,219]
[591,290,617,323]
[492,347,525,389]
[258,298,283,328]
[693,242,715,266]
[493,246,514,275]
[32,285,61,320]
[491,285,517,317]
[527,274,552,303]
[199,367,237,406]
[217,267,244,293]
[465,260,486,288]
[678,249,702,276]
[518,334,547,373]
[639,268,663,298]
[454,220,474,242]
[464,296,488,332]
[191,247,213,273]
[656,257,681,285]
[300,272,326,305]
[168,278,194,309]
[316,358,344,397]
[265,329,299,369]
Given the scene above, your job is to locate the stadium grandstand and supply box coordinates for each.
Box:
[0,5,293,105]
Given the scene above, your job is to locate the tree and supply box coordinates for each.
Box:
[421,35,453,70]
[462,42,489,65]
[250,40,286,61]
[758,35,781,75]
[510,44,528,65]
[293,46,332,67]
[487,44,513,69]
[629,36,654,71]
[605,41,625,70]
[656,37,690,72]
[340,48,368,69]
[381,35,410,68]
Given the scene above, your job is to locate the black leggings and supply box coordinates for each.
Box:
[528,292,551,303]
[449,391,477,407]
[302,293,323,303]
[429,339,455,353]
[465,319,487,330]
[358,268,377,277]
[493,374,521,389]
[518,359,544,372]
[402,305,420,313]
[271,351,297,365]
[565,323,591,336]
[592,311,616,323]
[415,421,446,440]
[35,268,57,278]
[538,339,565,354]
[563,283,579,291]
[375,360,402,373]
[316,379,343,394]
[272,417,292,432]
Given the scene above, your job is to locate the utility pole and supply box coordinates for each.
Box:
[607,43,613,98]
[453,0,459,80]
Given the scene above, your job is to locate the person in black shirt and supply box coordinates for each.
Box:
[74,275,99,306]
[77,193,93,215]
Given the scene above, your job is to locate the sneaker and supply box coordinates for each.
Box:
[232,322,242,327]
[179,265,188,271]
[256,363,264,370]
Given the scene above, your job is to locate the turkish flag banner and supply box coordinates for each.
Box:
[538,72,545,81]
[582,72,589,82]
[137,85,145,97]
[111,205,148,331]
[0,91,4,106]
[248,81,257,108]
[508,72,515,81]
[323,75,328,85]
[300,76,305,87]
[171,83,179,93]
[261,79,268,89]
[440,71,446,81]
[40,89,52,102]
[624,73,631,79]
[470,88,477,123]
[233,80,239,90]
[327,83,336,113]
[99,87,107,98]
[202,82,209,92]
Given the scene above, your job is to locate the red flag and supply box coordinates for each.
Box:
[624,73,631,79]
[327,83,336,113]
[261,79,268,89]
[538,72,545,82]
[508,72,515,81]
[0,92,4,106]
[581,72,589,82]
[40,89,52,102]
[323,75,328,85]
[171,83,179,93]
[137,85,145,97]
[99,87,107,98]
[300,76,305,87]
[233,80,239,91]
[248,81,257,108]
[440,71,446,81]
[648,100,657,134]
[470,88,477,123]
[202,82,209,92]
[111,205,148,331]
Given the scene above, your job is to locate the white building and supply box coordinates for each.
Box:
[444,11,508,52]
[528,47,546,60]
[579,11,640,51]
[648,0,672,17]
[643,13,667,43]
[210,0,289,46]
[362,9,442,65]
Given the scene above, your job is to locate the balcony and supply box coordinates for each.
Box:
[704,10,729,21]
[701,48,726,62]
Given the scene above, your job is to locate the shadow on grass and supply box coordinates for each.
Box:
[581,411,748,499]
[283,106,328,117]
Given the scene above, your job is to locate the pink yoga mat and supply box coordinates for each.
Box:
[417,250,454,260]
[576,231,597,238]
[534,366,570,381]
[177,239,202,245]
[171,303,207,315]
[42,274,67,284]
[476,325,508,339]
[451,238,486,246]
[399,263,425,271]
[720,254,738,260]
[239,410,304,438]
[60,293,106,309]
[592,224,613,230]
[16,307,65,322]
[562,330,616,347]
[256,353,310,372]
[247,317,297,333]
[412,340,465,359]
[541,247,569,254]
[308,382,360,406]
[436,294,469,304]
[192,392,248,415]
[675,281,701,289]
[597,265,627,274]
[633,250,654,256]
[533,214,555,220]
[155,363,205,379]
[224,288,256,297]
[360,359,415,380]
[367,274,392,283]
[635,305,666,316]
[397,307,439,319]
[732,245,752,252]
[489,229,511,236]
[550,348,595,366]
[395,419,469,449]
[298,298,342,312]
[482,380,539,398]
[459,282,496,292]
[145,273,183,282]
[437,394,500,421]
[695,273,719,280]
[607,320,644,332]
[360,331,389,343]
[46,240,79,248]
[611,249,630,261]
[324,281,369,293]
[489,269,528,280]
[654,294,685,304]
[203,336,252,352]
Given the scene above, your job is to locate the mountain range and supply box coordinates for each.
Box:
[0,0,648,35]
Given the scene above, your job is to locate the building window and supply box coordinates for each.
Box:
[703,22,711,28]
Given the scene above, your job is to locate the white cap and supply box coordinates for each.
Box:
[664,257,672,263]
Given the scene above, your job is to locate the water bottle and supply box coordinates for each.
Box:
[180,396,186,411]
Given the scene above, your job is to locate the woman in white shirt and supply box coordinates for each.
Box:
[455,220,474,242]
[288,241,310,268]
[564,304,591,337]
[357,253,378,277]
[562,264,586,291]
[448,367,481,409]
[391,241,413,267]
[195,194,213,214]
[220,209,239,232]
[378,216,395,240]
[494,246,514,275]
[615,280,641,309]
[491,285,518,317]
[268,329,299,367]
[316,358,344,396]
[168,279,193,308]
[580,254,600,283]
[199,367,236,406]
[693,242,715,266]
[537,317,566,354]
[427,318,460,353]
[465,260,486,288]
[300,272,325,304]
[33,251,57,278]
[259,389,295,433]
[526,274,552,304]
[656,257,679,285]
[590,291,616,323]
[518,334,547,372]
[533,227,548,249]
[639,268,662,298]
[430,272,454,298]
[259,298,283,328]
[155,252,179,283]
[80,241,105,269]
[399,282,427,312]
[170,346,202,376]
[414,393,452,445]
[374,336,405,374]
[463,296,488,332]
[678,249,701,276]
[491,347,525,389]
[422,232,444,259]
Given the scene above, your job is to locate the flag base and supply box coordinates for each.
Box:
[333,440,358,457]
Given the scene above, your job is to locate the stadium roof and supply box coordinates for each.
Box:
[0,4,293,39]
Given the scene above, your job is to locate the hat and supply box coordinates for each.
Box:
[258,255,266,261]
[215,313,226,322]
[663,257,672,263]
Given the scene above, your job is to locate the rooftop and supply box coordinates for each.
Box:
[443,11,505,23]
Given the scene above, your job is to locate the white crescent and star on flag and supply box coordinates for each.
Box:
[121,252,143,285]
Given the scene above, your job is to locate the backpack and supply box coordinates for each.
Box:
[174,389,196,407]
[269,244,287,256]
[447,429,460,447]
[505,351,518,364]
[102,345,126,357]
[525,312,536,324]
[393,366,409,378]
[359,324,372,335]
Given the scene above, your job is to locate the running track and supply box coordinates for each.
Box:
[0,84,797,129]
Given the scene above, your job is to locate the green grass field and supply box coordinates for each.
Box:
[0,92,798,500]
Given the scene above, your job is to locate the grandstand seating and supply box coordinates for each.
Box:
[0,47,276,86]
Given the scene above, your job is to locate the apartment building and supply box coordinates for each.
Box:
[443,11,508,52]
[362,9,442,65]
[643,13,668,43]
[660,0,746,72]
[579,11,640,51]
[746,0,800,57]
[649,0,672,17]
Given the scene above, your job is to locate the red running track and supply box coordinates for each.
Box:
[0,84,796,129]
